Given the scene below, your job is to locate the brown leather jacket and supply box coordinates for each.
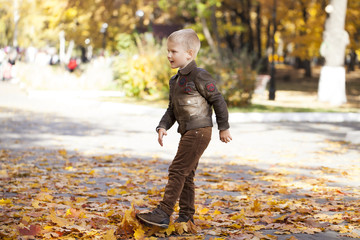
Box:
[157,60,229,134]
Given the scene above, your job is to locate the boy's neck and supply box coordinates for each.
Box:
[179,59,194,70]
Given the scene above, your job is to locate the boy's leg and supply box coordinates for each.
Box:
[178,169,196,219]
[159,127,212,216]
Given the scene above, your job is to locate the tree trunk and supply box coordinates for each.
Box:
[299,0,312,77]
[318,0,349,106]
[256,2,262,59]
[303,59,312,78]
[196,0,217,55]
[245,0,254,53]
[347,49,356,72]
[265,20,271,51]
[210,5,222,56]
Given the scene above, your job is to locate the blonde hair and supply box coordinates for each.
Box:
[168,29,201,57]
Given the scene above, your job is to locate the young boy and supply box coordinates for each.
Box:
[136,29,232,228]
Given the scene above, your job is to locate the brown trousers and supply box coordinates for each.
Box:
[159,127,212,216]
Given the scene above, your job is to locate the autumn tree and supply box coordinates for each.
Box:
[345,0,360,71]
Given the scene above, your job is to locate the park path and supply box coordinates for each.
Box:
[0,81,360,239]
[1,81,359,171]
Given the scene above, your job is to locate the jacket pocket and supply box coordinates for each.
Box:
[178,97,198,106]
[177,97,199,118]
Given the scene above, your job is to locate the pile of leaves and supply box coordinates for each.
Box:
[1,147,360,239]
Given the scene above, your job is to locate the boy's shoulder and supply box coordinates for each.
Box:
[193,67,213,82]
[169,73,178,83]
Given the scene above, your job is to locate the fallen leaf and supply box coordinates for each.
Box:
[18,224,41,236]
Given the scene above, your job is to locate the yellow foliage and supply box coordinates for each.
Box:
[32,200,40,208]
[49,209,74,227]
[103,229,117,240]
[106,210,115,217]
[133,227,145,240]
[58,149,67,157]
[0,198,12,205]
[107,188,117,196]
[36,192,54,202]
[165,224,175,236]
[199,207,210,215]
[251,199,262,212]
[214,209,222,215]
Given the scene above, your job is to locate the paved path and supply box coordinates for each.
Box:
[1,81,360,239]
[1,82,359,169]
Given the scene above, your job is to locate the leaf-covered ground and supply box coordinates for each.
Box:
[1,147,359,240]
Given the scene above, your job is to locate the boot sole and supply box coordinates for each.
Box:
[136,214,169,229]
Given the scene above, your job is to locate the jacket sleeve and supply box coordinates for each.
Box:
[156,79,176,131]
[194,69,230,130]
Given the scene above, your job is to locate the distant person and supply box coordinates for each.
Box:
[67,58,77,72]
[2,48,17,81]
[49,54,59,65]
[136,29,232,228]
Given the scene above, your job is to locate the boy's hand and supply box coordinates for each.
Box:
[158,128,167,147]
[220,129,232,143]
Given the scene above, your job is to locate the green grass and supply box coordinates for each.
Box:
[228,104,358,113]
[99,97,359,113]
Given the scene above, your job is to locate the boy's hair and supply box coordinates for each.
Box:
[168,29,201,57]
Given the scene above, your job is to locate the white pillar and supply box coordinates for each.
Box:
[59,31,66,64]
[318,0,349,106]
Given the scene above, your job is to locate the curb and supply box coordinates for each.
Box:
[345,131,360,144]
[27,90,125,98]
[229,112,360,123]
[24,89,360,123]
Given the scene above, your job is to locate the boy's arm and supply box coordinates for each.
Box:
[156,98,175,147]
[157,93,176,131]
[220,129,232,143]
[194,70,230,131]
[157,128,167,146]
[157,106,175,130]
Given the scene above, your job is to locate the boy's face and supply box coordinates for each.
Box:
[167,40,193,69]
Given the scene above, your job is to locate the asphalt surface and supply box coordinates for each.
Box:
[1,81,360,239]
[1,81,359,167]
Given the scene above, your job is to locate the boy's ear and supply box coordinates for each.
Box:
[187,49,195,59]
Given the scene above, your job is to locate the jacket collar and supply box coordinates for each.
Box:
[178,60,197,75]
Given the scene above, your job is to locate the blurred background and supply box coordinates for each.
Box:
[0,0,359,111]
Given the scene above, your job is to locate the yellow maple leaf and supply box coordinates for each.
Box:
[119,190,128,195]
[76,197,88,203]
[251,199,261,212]
[199,207,209,215]
[43,225,53,231]
[0,198,12,205]
[65,208,72,217]
[107,188,117,196]
[30,183,40,188]
[32,200,40,208]
[231,209,245,220]
[286,237,298,240]
[211,201,224,207]
[214,209,222,215]
[36,192,53,202]
[187,221,199,234]
[58,149,67,156]
[49,209,73,227]
[103,229,117,240]
[133,227,145,240]
[102,155,114,162]
[106,210,115,217]
[0,169,8,178]
[165,224,175,235]
[21,216,31,224]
